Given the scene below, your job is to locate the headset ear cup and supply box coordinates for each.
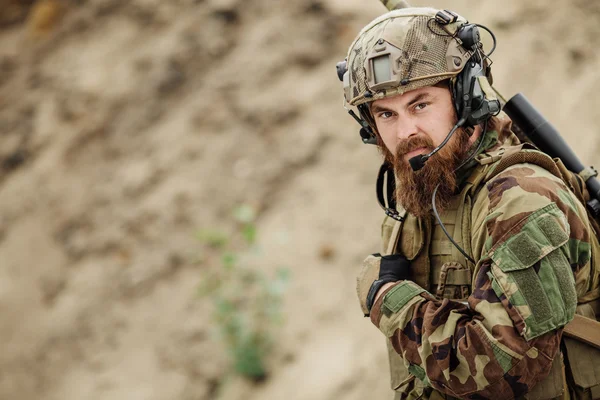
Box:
[453,76,461,117]
[454,59,500,128]
[454,65,468,120]
[453,23,485,126]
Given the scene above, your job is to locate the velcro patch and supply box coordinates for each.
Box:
[491,203,569,272]
[383,281,426,315]
[488,203,576,340]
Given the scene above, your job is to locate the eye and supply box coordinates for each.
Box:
[378,111,394,120]
[414,102,428,111]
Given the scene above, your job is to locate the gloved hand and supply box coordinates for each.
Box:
[357,253,411,316]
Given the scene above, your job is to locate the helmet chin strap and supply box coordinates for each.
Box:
[409,117,467,171]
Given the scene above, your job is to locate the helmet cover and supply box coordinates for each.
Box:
[344,8,473,107]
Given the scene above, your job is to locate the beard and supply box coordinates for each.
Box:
[384,129,472,218]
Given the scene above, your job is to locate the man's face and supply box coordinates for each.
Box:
[371,85,456,159]
[370,85,477,217]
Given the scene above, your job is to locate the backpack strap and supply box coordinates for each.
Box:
[579,166,599,183]
[484,147,564,183]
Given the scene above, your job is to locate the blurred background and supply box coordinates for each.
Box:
[0,0,599,399]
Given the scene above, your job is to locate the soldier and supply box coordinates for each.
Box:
[340,4,600,400]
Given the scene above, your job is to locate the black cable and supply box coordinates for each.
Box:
[426,18,497,59]
[426,18,454,37]
[475,23,497,57]
[430,120,490,266]
[376,164,405,222]
[430,118,467,159]
[432,185,476,265]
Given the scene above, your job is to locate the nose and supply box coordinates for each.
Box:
[395,116,418,141]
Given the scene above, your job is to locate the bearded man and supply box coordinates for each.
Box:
[341,3,600,400]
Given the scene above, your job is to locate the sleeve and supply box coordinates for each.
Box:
[368,163,592,399]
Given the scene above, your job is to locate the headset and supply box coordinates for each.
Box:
[337,10,501,172]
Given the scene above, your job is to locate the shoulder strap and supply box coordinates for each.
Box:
[564,314,600,350]
[385,219,403,255]
[484,146,563,183]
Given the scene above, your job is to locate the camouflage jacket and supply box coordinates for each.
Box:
[369,128,592,399]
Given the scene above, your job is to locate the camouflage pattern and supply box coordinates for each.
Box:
[365,130,593,399]
[344,8,471,106]
[357,254,385,315]
[380,0,411,11]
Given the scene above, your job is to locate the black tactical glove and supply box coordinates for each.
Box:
[365,253,411,312]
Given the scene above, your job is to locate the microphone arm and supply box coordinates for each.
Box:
[409,118,467,171]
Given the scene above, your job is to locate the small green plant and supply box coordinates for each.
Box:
[198,205,289,382]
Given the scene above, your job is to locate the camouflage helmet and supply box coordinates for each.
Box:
[343,8,476,107]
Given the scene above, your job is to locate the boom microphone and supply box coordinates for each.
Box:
[409,118,467,171]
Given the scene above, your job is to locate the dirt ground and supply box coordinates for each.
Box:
[0,0,599,399]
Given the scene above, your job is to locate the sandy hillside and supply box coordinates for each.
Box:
[0,0,598,399]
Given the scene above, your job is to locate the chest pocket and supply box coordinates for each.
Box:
[381,209,430,290]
